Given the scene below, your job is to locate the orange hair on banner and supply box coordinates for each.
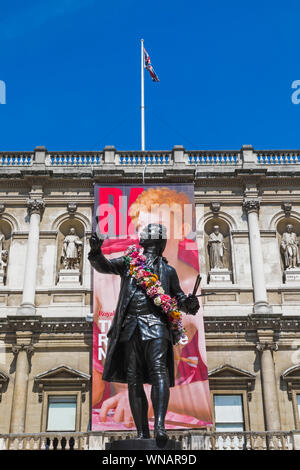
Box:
[129,187,191,227]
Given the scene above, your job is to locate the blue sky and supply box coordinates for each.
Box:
[0,0,300,151]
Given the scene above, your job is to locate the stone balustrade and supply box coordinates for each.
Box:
[257,150,300,165]
[117,151,172,165]
[185,151,241,165]
[1,146,300,169]
[0,430,295,450]
[0,152,33,166]
[46,152,103,166]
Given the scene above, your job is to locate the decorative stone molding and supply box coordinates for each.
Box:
[282,365,300,401]
[67,203,77,215]
[210,202,221,215]
[0,204,5,215]
[27,198,45,216]
[208,364,256,400]
[34,365,90,402]
[242,198,260,214]
[204,316,287,333]
[282,202,292,218]
[4,317,91,334]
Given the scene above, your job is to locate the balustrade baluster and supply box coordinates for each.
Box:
[268,435,275,450]
[64,437,70,450]
[33,436,40,450]
[56,436,63,450]
[229,434,236,450]
[245,434,251,450]
[276,435,284,450]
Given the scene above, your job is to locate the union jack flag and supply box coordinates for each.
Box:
[144,48,159,82]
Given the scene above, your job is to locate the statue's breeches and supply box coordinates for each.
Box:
[123,327,170,385]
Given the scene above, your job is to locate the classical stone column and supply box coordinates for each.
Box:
[10,341,34,433]
[17,198,45,316]
[243,198,272,314]
[256,333,281,431]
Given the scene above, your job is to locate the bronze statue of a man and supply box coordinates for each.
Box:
[88,223,200,444]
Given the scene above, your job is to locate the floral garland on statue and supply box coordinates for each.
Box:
[124,244,186,344]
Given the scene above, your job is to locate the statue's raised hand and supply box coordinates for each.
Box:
[89,232,106,251]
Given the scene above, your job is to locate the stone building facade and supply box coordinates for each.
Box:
[0,144,300,450]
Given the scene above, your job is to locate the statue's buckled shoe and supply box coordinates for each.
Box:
[137,431,150,440]
[154,425,168,444]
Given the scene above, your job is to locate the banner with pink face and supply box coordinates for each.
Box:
[92,184,213,430]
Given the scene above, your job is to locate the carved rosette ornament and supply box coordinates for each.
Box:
[243,199,260,214]
[27,198,45,216]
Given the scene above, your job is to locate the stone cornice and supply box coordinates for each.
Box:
[204,316,300,332]
[2,316,93,334]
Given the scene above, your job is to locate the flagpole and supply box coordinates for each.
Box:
[141,38,145,151]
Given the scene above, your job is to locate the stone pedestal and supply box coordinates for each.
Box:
[284,268,300,283]
[208,268,231,284]
[57,269,81,286]
[106,438,182,451]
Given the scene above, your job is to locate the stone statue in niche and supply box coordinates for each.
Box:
[280,224,300,269]
[60,227,83,270]
[207,225,227,270]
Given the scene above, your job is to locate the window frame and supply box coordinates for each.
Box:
[212,392,246,432]
[211,390,250,432]
[43,390,81,433]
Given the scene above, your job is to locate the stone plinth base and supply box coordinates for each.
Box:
[57,269,80,286]
[106,438,182,451]
[284,268,300,283]
[208,269,231,284]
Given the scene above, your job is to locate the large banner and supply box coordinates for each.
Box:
[92,184,212,430]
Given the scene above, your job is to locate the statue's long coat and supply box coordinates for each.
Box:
[88,248,188,387]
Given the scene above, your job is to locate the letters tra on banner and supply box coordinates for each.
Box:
[92,184,212,430]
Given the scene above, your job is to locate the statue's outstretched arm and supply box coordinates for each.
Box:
[88,232,126,276]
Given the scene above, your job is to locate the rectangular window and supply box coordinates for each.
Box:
[47,396,77,432]
[213,394,245,449]
[214,394,244,431]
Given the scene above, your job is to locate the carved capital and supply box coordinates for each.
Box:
[27,198,45,216]
[256,341,278,352]
[282,202,292,217]
[243,198,260,214]
[12,343,35,357]
[67,203,77,215]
